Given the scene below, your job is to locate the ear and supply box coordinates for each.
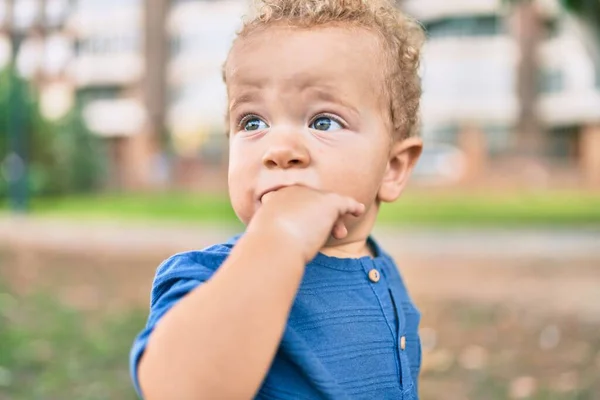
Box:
[378,137,423,203]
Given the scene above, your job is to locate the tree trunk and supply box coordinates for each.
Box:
[512,0,544,156]
[142,0,170,188]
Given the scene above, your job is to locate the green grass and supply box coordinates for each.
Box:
[378,191,600,226]
[22,193,238,224]
[0,284,144,400]
[1,190,599,227]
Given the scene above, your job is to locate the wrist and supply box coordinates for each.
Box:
[243,222,307,266]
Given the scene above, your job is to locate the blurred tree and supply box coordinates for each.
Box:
[507,0,544,156]
[1,68,107,198]
[561,0,600,30]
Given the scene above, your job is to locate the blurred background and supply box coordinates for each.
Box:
[0,0,599,399]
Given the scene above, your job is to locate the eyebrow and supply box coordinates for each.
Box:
[228,82,361,119]
[305,87,360,118]
[229,91,260,114]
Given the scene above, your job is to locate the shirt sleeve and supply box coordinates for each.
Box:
[129,252,221,399]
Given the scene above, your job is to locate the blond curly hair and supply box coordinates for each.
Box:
[225,0,424,139]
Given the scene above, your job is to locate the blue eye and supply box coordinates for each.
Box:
[243,117,268,131]
[310,116,342,131]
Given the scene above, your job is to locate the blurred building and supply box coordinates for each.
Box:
[2,0,599,191]
[404,0,600,187]
[1,0,153,190]
[166,0,246,190]
[67,0,154,190]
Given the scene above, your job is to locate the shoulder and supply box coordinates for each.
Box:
[150,237,239,304]
[156,242,234,278]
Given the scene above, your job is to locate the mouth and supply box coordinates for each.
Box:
[258,184,291,203]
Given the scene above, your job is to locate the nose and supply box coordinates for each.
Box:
[262,133,311,169]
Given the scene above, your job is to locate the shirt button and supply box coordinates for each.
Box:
[400,336,406,350]
[368,269,380,283]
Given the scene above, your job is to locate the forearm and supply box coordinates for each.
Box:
[138,230,305,400]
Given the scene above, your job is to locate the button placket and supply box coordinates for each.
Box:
[360,258,402,382]
[389,286,415,397]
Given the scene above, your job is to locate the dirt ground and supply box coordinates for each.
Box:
[1,222,599,399]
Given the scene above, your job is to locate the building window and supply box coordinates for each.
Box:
[422,125,459,144]
[547,125,579,160]
[77,33,140,56]
[539,68,564,93]
[77,86,122,104]
[542,19,559,40]
[485,125,511,156]
[424,15,504,39]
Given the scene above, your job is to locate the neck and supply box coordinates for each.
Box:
[320,238,373,258]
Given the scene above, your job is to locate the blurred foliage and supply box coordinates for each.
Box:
[0,67,107,198]
[560,0,600,56]
[560,0,600,18]
[0,280,141,399]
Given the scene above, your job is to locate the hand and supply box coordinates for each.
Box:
[246,186,365,263]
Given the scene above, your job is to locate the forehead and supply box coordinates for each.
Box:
[225,25,385,95]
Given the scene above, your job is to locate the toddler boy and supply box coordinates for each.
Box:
[131,0,425,398]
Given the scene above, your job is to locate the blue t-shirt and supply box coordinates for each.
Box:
[130,236,422,399]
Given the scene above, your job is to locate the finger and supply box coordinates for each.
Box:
[339,198,365,218]
[348,202,365,217]
[261,191,275,204]
[327,194,365,218]
[332,220,348,239]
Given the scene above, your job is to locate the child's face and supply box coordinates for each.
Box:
[225,26,393,226]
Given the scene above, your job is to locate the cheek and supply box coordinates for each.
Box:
[321,142,388,200]
[228,143,256,225]
[228,169,253,225]
[228,138,252,181]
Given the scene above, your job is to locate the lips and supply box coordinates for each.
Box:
[258,184,289,202]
